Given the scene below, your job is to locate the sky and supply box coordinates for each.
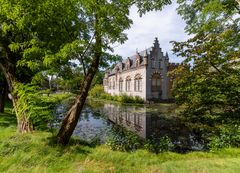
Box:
[113,2,189,63]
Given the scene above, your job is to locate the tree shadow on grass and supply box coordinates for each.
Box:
[43,134,102,156]
[0,111,17,128]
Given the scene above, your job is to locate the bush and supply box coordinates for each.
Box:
[115,94,144,104]
[89,84,104,98]
[208,125,240,151]
[106,126,142,152]
[134,96,144,104]
[144,135,173,154]
[89,85,144,104]
[106,126,173,153]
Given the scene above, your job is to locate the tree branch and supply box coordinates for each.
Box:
[78,35,95,76]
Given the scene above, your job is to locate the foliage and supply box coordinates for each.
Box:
[0,0,86,76]
[106,126,173,154]
[89,84,145,104]
[144,135,173,154]
[0,71,7,112]
[0,0,90,132]
[92,71,105,86]
[208,125,240,151]
[89,84,104,98]
[171,0,240,127]
[13,83,72,130]
[134,0,172,16]
[106,125,142,152]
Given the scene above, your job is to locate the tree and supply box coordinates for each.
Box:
[56,0,173,145]
[0,0,87,132]
[56,0,132,145]
[171,0,240,126]
[0,0,172,141]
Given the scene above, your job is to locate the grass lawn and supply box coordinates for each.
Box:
[0,103,240,173]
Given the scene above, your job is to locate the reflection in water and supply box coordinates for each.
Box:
[54,100,205,152]
[101,102,205,151]
[73,107,111,143]
[103,104,147,139]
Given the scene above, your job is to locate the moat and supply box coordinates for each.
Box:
[54,99,206,152]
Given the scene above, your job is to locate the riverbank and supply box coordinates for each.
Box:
[1,106,240,173]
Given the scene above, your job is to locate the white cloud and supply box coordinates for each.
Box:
[113,2,189,63]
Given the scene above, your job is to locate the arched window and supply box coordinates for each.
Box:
[119,78,123,92]
[151,73,162,92]
[134,74,142,92]
[126,76,131,92]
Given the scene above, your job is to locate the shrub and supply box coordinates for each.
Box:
[118,94,144,104]
[120,94,134,103]
[89,84,104,98]
[134,96,144,104]
[208,125,240,151]
[144,135,173,154]
[89,85,144,104]
[106,126,142,152]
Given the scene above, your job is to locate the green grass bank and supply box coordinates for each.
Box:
[0,103,240,173]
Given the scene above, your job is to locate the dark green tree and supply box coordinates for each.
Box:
[0,0,88,132]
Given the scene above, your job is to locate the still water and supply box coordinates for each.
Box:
[54,99,206,152]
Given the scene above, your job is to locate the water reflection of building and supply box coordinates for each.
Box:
[102,103,169,139]
[103,103,147,138]
[103,103,191,141]
[92,101,205,151]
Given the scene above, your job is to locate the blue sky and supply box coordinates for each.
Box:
[113,2,189,63]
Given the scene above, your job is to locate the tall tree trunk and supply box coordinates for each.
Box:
[57,13,102,145]
[57,69,99,145]
[0,79,7,113]
[0,63,33,133]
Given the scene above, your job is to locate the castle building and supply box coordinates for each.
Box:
[103,38,178,101]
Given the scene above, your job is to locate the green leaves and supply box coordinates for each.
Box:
[1,0,173,134]
[134,0,172,16]
[171,0,240,127]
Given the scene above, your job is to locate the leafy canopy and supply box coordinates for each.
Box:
[171,0,240,126]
